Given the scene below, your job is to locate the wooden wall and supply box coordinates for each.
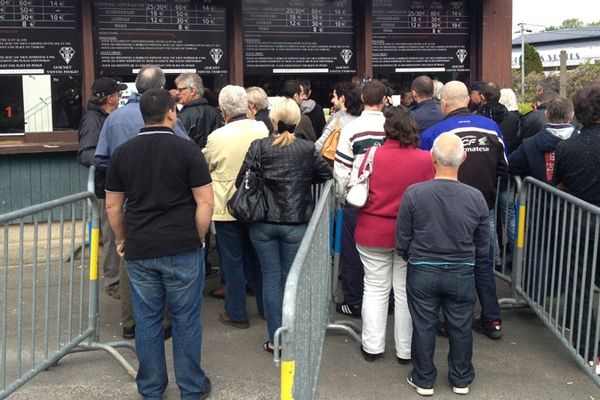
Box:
[0,153,88,214]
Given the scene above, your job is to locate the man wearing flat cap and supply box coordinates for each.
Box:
[77,76,127,298]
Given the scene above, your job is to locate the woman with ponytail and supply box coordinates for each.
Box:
[235,97,332,353]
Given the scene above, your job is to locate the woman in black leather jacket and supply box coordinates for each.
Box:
[236,97,332,353]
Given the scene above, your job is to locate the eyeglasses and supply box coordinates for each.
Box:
[176,87,190,93]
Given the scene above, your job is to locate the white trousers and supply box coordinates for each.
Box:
[357,244,412,359]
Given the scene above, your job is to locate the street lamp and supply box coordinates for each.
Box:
[517,22,532,99]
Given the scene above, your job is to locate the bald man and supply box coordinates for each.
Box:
[397,132,489,395]
[419,81,507,340]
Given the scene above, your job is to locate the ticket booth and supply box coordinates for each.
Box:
[0,0,512,211]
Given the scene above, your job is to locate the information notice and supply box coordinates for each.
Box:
[242,0,356,75]
[0,0,80,75]
[372,0,470,74]
[93,0,228,76]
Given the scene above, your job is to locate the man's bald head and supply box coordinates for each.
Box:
[440,81,469,115]
[432,132,465,168]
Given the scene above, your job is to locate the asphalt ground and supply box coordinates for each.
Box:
[4,246,600,400]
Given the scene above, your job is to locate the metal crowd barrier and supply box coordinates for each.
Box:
[492,174,522,285]
[0,192,135,399]
[512,177,600,387]
[274,180,335,400]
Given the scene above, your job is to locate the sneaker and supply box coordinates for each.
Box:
[360,346,383,362]
[406,374,434,396]
[453,386,469,395]
[588,358,600,374]
[335,302,361,318]
[473,318,502,339]
[199,376,212,400]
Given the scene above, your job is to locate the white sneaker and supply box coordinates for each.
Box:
[453,386,470,395]
[407,375,434,396]
[588,358,600,374]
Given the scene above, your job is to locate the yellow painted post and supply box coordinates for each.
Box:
[89,227,100,281]
[281,360,296,400]
[517,204,526,249]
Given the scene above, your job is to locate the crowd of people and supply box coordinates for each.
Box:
[76,66,600,398]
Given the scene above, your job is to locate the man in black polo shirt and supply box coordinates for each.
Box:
[105,89,214,399]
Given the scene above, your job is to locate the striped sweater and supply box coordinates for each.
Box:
[333,110,386,197]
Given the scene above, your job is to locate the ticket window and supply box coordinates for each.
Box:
[0,74,81,135]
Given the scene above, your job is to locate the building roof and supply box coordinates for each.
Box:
[512,26,600,46]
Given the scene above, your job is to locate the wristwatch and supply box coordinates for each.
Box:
[114,239,125,246]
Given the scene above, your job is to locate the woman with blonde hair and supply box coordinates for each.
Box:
[236,97,332,353]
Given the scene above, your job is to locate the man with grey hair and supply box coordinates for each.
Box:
[203,85,268,329]
[397,132,489,396]
[175,72,223,148]
[420,80,507,340]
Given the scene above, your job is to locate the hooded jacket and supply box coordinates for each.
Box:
[477,102,521,154]
[509,123,578,184]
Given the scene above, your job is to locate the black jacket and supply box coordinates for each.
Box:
[77,103,109,198]
[477,102,521,154]
[236,136,332,224]
[508,123,577,184]
[520,103,549,140]
[178,97,224,148]
[255,108,274,134]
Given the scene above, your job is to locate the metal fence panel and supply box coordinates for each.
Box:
[0,192,135,399]
[275,180,334,400]
[513,177,600,387]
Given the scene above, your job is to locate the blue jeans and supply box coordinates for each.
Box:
[407,263,476,389]
[127,248,209,400]
[215,221,263,321]
[249,223,307,343]
[340,206,364,306]
[478,209,501,324]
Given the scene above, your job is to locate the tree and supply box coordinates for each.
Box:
[560,18,584,29]
[521,43,543,75]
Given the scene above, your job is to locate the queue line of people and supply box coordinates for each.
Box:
[77,67,600,398]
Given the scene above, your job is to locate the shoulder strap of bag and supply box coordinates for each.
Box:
[357,146,378,180]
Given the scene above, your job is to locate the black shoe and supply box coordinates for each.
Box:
[360,346,383,362]
[205,266,220,280]
[437,321,449,337]
[122,326,135,340]
[396,356,411,365]
[198,376,212,400]
[163,325,172,341]
[335,302,361,318]
[473,318,502,339]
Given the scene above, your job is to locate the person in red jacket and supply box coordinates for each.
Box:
[354,106,435,363]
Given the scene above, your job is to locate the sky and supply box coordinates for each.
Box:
[512,0,600,36]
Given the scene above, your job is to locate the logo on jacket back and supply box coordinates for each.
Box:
[461,135,490,152]
[544,151,556,181]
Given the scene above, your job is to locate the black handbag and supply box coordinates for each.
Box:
[227,144,267,222]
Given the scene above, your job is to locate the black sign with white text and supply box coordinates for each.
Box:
[372,0,470,74]
[0,0,81,75]
[242,0,356,75]
[93,0,228,76]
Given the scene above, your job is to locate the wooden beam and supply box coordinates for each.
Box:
[480,0,513,87]
[356,0,373,79]
[228,0,244,85]
[80,0,95,102]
